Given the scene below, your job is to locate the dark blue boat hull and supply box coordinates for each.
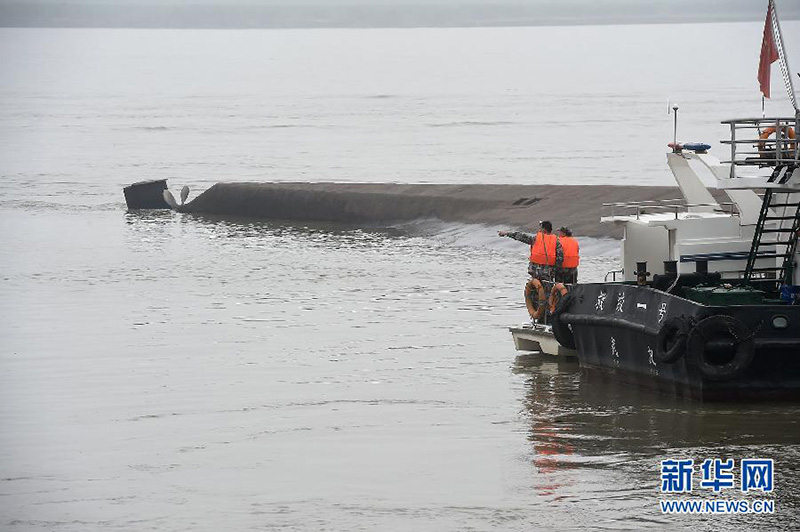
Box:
[558,283,800,401]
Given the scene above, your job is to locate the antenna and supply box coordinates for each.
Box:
[672,104,679,151]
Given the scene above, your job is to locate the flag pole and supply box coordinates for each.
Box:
[770,0,799,114]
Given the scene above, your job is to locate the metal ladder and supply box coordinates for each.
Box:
[744,184,800,287]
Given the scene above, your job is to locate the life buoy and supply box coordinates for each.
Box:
[686,315,755,382]
[655,316,689,364]
[524,278,547,320]
[758,126,796,157]
[550,292,576,349]
[548,283,569,313]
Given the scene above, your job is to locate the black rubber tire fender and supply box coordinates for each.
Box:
[686,315,755,382]
[550,292,576,350]
[655,316,690,364]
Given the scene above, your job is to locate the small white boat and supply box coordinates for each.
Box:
[508,323,577,357]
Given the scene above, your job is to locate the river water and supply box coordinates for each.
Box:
[1,22,799,530]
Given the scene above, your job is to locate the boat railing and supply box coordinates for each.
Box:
[720,117,800,178]
[601,199,740,220]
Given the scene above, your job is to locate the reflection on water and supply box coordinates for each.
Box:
[515,356,581,497]
[516,355,800,529]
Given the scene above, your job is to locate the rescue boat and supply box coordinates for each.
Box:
[512,1,800,400]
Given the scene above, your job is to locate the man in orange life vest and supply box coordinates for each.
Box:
[556,226,580,284]
[498,220,563,281]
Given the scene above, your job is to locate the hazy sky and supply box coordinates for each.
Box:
[1,0,798,28]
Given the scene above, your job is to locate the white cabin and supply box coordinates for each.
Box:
[602,117,800,288]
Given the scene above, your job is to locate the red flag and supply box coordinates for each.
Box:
[758,1,779,98]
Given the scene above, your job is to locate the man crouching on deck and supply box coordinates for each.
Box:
[498,220,563,281]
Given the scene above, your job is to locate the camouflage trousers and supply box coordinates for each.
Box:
[556,267,578,285]
[527,262,556,283]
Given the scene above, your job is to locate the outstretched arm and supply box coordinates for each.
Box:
[498,231,535,245]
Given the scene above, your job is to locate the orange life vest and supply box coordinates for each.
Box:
[559,236,580,269]
[530,232,557,266]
